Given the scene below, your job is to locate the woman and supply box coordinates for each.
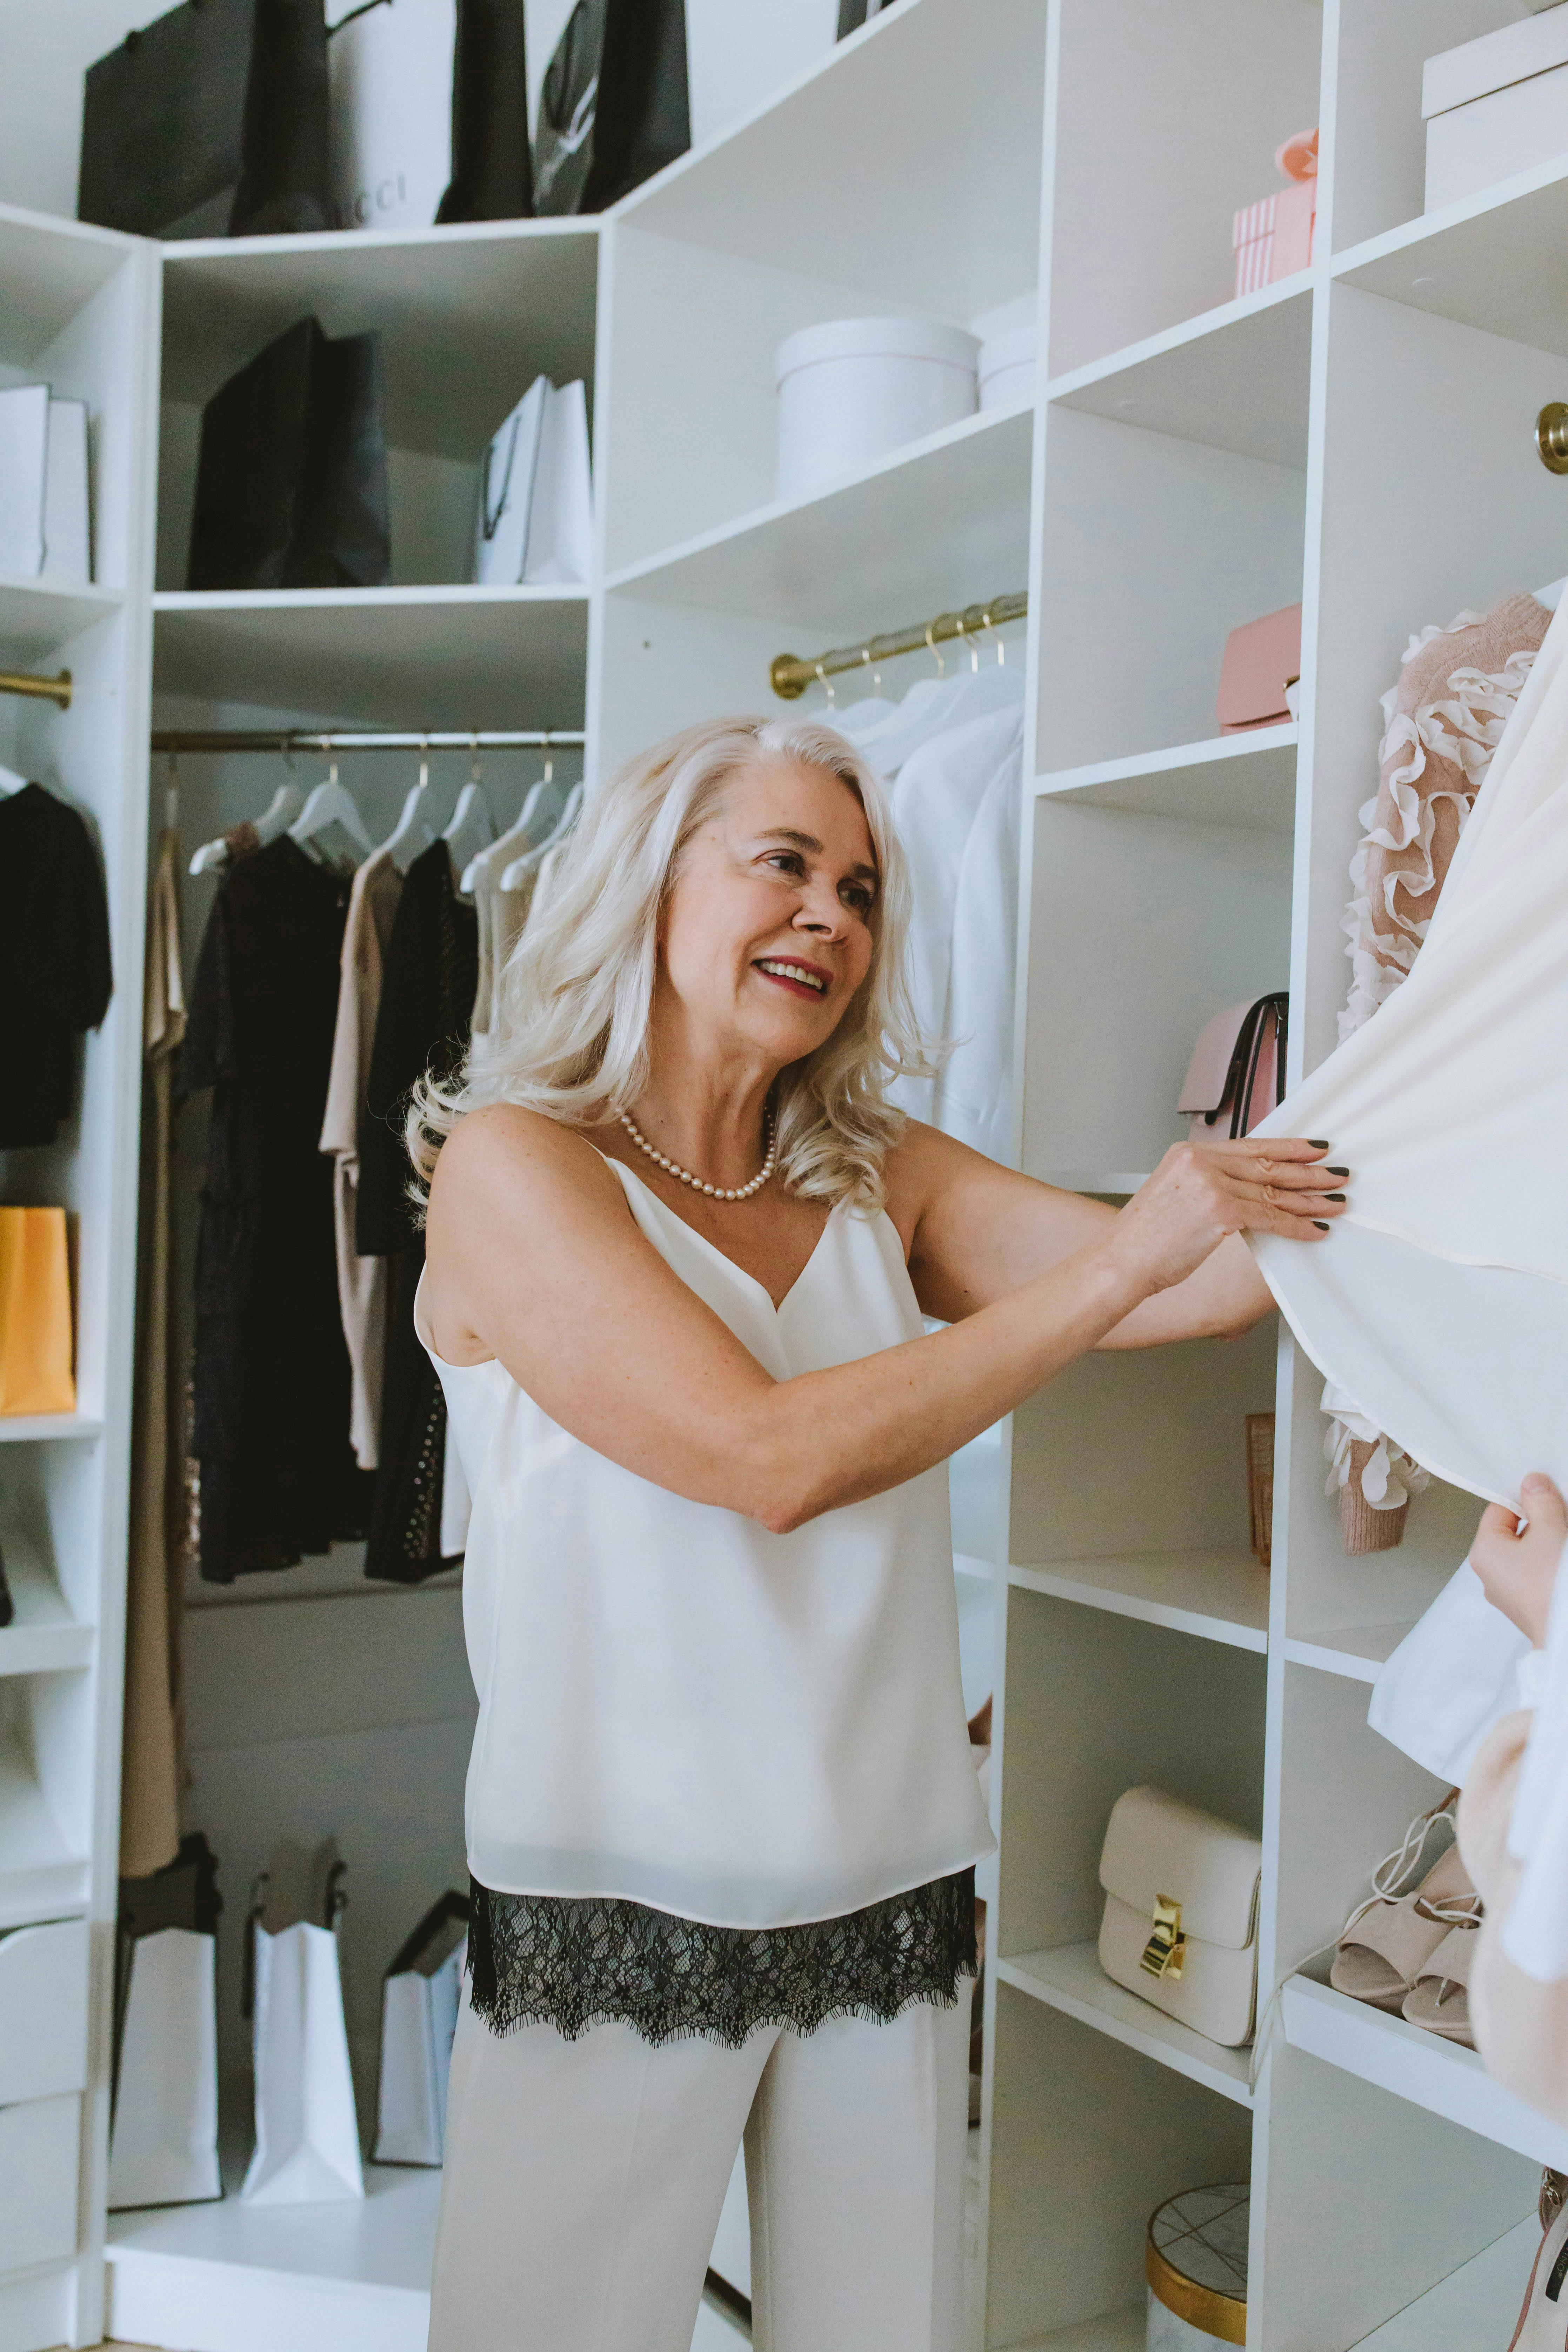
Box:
[415,716,1342,2352]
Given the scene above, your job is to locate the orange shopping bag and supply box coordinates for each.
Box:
[0,1207,75,1414]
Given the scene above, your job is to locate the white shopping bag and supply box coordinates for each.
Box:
[42,399,90,583]
[473,376,548,586]
[327,0,457,232]
[108,1928,221,2211]
[0,384,49,577]
[242,1853,364,2205]
[373,1891,469,2165]
[523,380,594,586]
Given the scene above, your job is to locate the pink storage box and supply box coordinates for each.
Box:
[1233,128,1317,298]
[1217,603,1301,734]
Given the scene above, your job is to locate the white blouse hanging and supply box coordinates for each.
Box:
[1247,597,1568,1783]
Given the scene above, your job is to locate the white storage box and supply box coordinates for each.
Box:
[1424,5,1568,213]
[0,2093,79,2273]
[774,316,978,499]
[0,1919,89,2106]
[978,326,1037,413]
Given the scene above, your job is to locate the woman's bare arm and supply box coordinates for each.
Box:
[425,1106,1339,1533]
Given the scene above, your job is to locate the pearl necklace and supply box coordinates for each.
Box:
[618,1108,777,1201]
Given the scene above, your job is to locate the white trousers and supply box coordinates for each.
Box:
[428,1993,969,2352]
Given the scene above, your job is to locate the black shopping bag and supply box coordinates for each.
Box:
[438,0,534,222]
[78,0,331,241]
[534,0,689,216]
[188,317,392,590]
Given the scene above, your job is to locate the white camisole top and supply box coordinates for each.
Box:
[416,1154,995,1929]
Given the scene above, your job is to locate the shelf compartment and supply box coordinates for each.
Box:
[999,1942,1253,2106]
[159,220,599,462]
[0,575,121,655]
[1008,1552,1267,1654]
[1010,2307,1145,2352]
[1034,726,1297,834]
[1352,2218,1537,2352]
[0,200,137,368]
[1283,1976,1568,2171]
[0,1528,92,1680]
[1282,1624,1416,1685]
[107,2159,440,2352]
[1048,279,1312,469]
[1333,160,1568,362]
[606,399,1033,632]
[152,586,589,729]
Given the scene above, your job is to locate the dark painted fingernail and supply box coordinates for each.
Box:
[1324,1191,1346,1202]
[1327,1165,1349,1177]
[1314,1219,1331,1231]
[1309,1140,1331,1149]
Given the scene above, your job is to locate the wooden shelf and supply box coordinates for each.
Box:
[1008,1552,1268,1653]
[1034,726,1298,833]
[0,200,136,366]
[1009,2307,1145,2352]
[1333,159,1568,362]
[0,1536,91,1680]
[1283,1623,1420,1686]
[606,399,1033,633]
[160,219,599,459]
[999,1942,1254,2107]
[152,586,589,728]
[0,1414,104,1445]
[1048,279,1312,468]
[1282,1977,1568,2171]
[0,574,121,654]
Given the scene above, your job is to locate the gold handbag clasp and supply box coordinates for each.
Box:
[1140,1895,1185,1981]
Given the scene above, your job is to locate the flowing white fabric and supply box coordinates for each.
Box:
[418,1159,993,1928]
[1248,596,1568,1780]
[1504,1559,1568,1980]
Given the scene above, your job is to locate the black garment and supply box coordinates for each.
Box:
[0,783,113,1148]
[357,838,478,1583]
[179,837,374,1582]
[466,1869,977,2049]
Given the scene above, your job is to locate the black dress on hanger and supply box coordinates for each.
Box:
[356,837,478,1583]
[0,783,113,1148]
[179,836,374,1581]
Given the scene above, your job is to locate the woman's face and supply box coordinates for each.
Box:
[659,759,879,1067]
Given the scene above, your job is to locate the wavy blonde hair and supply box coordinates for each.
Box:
[407,714,934,1211]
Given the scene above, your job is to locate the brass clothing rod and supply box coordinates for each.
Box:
[151,727,585,754]
[1,666,72,709]
[770,591,1027,700]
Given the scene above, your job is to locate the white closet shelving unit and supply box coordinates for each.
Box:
[2,1,1566,2348]
[0,202,158,2352]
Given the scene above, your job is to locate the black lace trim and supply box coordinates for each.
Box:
[467,1869,976,2050]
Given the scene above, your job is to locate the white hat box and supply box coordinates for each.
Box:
[1423,3,1568,213]
[774,316,978,500]
[978,326,1037,413]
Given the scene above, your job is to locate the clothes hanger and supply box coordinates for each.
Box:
[461,753,566,895]
[499,779,583,893]
[0,759,27,795]
[441,740,495,881]
[849,611,1022,775]
[838,622,954,757]
[189,776,306,874]
[837,644,896,731]
[287,758,374,868]
[375,741,438,876]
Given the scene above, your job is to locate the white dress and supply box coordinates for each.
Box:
[416,1155,995,1928]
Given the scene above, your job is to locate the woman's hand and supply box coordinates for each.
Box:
[1472,1475,1568,1648]
[1103,1138,1345,1298]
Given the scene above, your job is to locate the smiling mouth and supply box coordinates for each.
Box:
[754,957,830,998]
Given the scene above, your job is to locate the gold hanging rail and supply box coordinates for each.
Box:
[0,666,72,710]
[149,726,586,755]
[770,590,1028,701]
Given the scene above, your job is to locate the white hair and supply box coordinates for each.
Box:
[408,713,936,1212]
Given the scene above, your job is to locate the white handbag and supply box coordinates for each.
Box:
[373,1890,468,2166]
[473,376,548,587]
[327,0,457,233]
[522,380,593,586]
[1097,1787,1262,2049]
[241,1854,364,2206]
[0,384,48,577]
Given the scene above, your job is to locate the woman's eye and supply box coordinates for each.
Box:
[764,851,805,878]
[842,884,874,915]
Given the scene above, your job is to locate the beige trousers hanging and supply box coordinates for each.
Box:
[428,1994,969,2352]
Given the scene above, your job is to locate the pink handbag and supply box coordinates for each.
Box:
[1178,995,1288,1143]
[1216,603,1302,733]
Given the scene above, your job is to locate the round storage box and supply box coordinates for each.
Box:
[774,316,978,499]
[1146,2183,1248,2350]
[978,324,1037,412]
